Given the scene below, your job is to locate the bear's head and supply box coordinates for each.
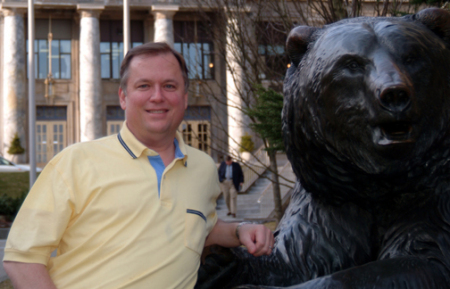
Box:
[283,8,450,203]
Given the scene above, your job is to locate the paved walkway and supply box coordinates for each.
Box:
[217,153,296,223]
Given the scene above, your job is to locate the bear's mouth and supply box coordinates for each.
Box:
[377,121,414,145]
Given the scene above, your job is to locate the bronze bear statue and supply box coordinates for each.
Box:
[196,7,450,289]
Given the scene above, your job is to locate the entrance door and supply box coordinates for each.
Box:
[178,120,211,155]
[36,121,67,167]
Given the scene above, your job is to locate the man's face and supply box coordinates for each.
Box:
[119,53,188,144]
[226,160,232,165]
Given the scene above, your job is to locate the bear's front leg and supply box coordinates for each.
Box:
[244,256,450,289]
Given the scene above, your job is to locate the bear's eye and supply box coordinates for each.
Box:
[402,51,420,64]
[345,60,363,71]
[404,56,417,64]
[349,62,359,69]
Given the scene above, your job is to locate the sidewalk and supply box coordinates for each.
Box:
[217,153,296,223]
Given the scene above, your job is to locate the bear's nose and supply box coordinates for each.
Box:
[378,86,411,113]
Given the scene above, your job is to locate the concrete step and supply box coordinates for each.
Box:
[217,154,296,223]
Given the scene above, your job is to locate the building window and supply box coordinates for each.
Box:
[27,39,72,79]
[174,21,214,80]
[26,19,72,79]
[257,22,289,80]
[100,20,144,79]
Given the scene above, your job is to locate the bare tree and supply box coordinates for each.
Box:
[182,0,424,221]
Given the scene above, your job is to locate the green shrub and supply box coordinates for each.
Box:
[0,192,27,221]
[7,133,25,155]
[239,133,255,153]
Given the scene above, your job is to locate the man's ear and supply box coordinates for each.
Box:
[118,87,127,110]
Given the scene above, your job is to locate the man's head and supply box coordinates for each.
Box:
[118,42,190,146]
[120,42,189,95]
[226,156,233,165]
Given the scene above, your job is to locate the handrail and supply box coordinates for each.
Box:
[239,145,270,193]
[257,160,291,203]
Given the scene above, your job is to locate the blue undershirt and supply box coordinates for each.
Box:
[148,138,185,197]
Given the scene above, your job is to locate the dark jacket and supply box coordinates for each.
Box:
[218,161,244,191]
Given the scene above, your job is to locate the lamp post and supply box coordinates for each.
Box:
[28,0,37,185]
[44,16,55,103]
[124,0,130,55]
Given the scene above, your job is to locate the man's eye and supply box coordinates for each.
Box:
[165,84,175,89]
[138,84,149,89]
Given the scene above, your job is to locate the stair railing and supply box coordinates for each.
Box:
[239,145,270,193]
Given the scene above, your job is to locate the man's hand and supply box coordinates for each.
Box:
[205,219,274,256]
[3,261,57,289]
[237,223,274,256]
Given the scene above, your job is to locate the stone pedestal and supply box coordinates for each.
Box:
[2,8,27,162]
[78,7,103,142]
[152,5,179,47]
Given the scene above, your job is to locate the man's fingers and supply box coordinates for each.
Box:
[240,233,257,254]
[239,224,274,257]
[249,228,265,256]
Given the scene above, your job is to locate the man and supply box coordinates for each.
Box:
[3,42,273,289]
[218,156,244,218]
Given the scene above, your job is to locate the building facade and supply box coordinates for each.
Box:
[0,0,417,166]
[0,0,236,166]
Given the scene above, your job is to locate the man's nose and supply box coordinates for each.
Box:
[150,86,164,102]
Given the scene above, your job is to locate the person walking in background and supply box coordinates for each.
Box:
[218,156,244,218]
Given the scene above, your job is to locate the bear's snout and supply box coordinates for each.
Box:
[378,85,411,113]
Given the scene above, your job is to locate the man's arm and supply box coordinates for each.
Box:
[204,219,274,257]
[218,162,225,182]
[3,261,57,289]
[237,163,244,183]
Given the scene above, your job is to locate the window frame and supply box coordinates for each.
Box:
[100,20,144,80]
[100,41,143,79]
[256,22,289,81]
[174,20,215,80]
[27,39,72,80]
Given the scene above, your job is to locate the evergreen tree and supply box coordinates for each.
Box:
[247,85,285,153]
[247,85,285,220]
[7,133,25,155]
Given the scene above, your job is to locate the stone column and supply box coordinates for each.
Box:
[151,5,179,47]
[226,14,254,156]
[78,6,103,142]
[2,8,27,163]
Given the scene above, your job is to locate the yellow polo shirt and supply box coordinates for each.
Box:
[4,123,220,289]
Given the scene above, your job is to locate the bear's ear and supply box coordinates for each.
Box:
[286,26,319,67]
[412,8,450,46]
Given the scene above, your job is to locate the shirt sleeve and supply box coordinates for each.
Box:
[205,162,221,235]
[3,160,74,265]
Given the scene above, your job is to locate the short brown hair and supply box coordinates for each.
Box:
[119,42,189,94]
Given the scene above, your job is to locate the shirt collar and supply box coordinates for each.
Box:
[118,121,189,163]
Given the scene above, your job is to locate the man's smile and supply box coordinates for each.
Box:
[146,109,168,114]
